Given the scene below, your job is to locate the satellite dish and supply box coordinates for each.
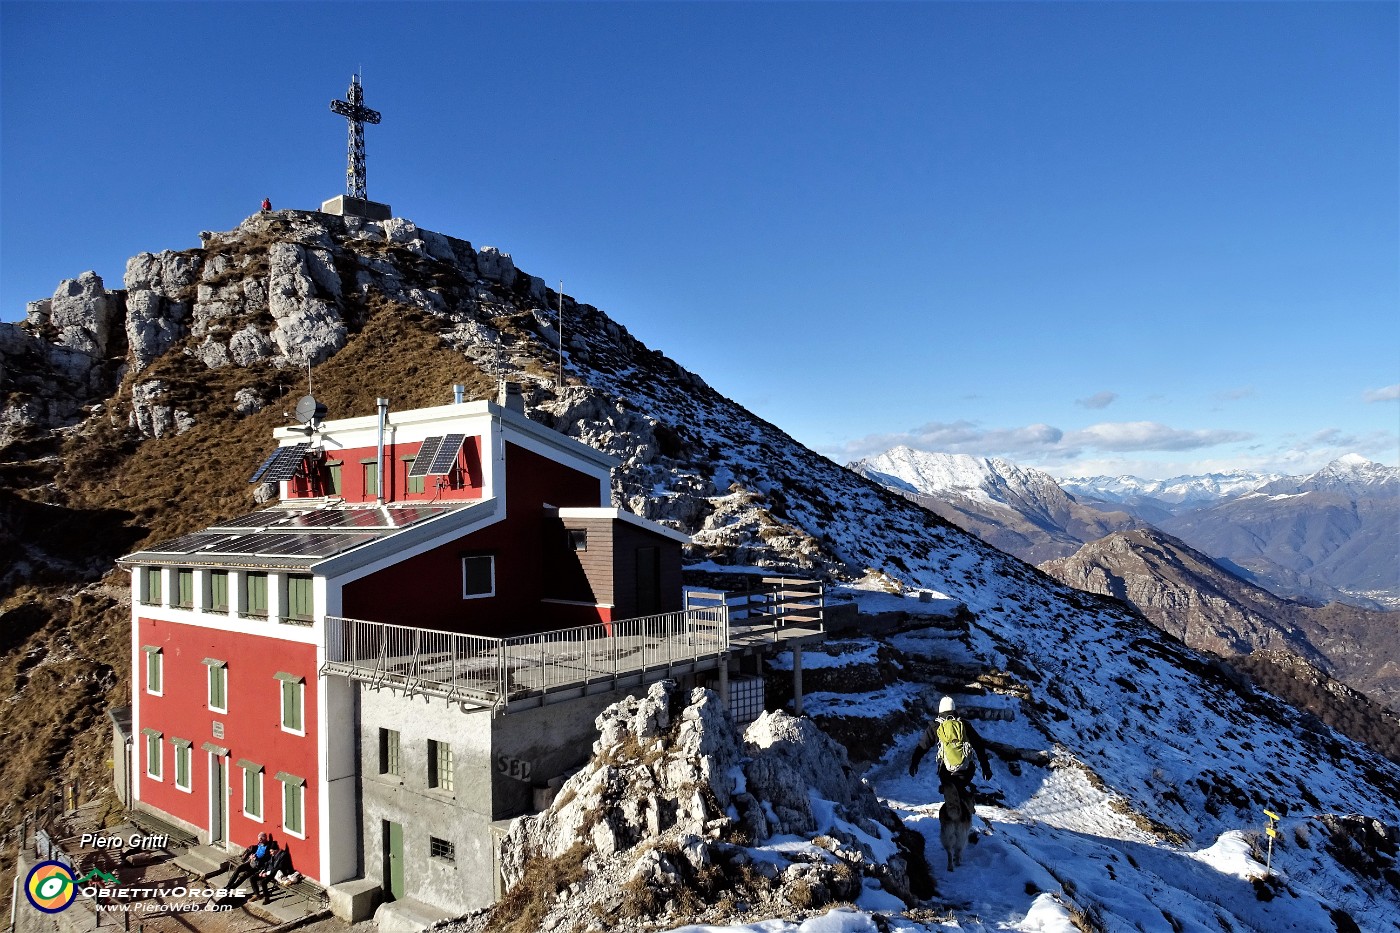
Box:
[294,394,327,427]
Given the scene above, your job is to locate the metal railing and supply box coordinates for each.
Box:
[323,604,729,706]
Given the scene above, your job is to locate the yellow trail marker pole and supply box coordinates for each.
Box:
[1264,809,1281,873]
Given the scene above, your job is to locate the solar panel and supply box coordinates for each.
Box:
[261,443,310,483]
[145,532,243,554]
[251,532,379,557]
[287,509,393,530]
[212,509,294,531]
[426,434,467,475]
[407,436,445,478]
[248,448,285,484]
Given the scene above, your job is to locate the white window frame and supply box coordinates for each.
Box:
[207,569,230,614]
[241,762,264,822]
[279,775,306,839]
[173,740,193,792]
[276,674,305,736]
[206,659,228,714]
[143,646,163,697]
[143,731,163,781]
[141,567,162,606]
[461,554,495,600]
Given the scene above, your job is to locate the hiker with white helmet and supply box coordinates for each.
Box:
[909,695,992,797]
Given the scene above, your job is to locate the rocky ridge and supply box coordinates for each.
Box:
[455,682,930,933]
[1041,528,1400,712]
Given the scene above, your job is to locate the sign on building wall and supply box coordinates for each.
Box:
[495,755,532,782]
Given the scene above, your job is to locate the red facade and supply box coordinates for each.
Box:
[136,618,321,879]
[287,436,485,503]
[342,443,606,636]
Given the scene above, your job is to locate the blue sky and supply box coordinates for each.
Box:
[2,2,1396,479]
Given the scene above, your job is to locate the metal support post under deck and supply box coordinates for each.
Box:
[791,644,803,717]
[717,654,730,708]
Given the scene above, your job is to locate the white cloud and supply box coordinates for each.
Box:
[826,419,1252,463]
[1075,391,1117,410]
[1213,386,1256,402]
[1363,384,1400,403]
[1065,421,1253,452]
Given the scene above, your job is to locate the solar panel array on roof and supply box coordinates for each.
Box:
[407,436,445,478]
[426,434,467,475]
[135,503,468,562]
[261,443,311,483]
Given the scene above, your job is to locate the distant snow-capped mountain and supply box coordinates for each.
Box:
[1160,456,1400,609]
[846,447,1139,564]
[1257,453,1400,498]
[1059,469,1284,509]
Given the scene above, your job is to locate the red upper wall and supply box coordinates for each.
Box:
[136,618,321,880]
[287,436,484,503]
[342,443,604,636]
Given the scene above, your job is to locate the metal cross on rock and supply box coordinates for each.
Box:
[329,74,382,200]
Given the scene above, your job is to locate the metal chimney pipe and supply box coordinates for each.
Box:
[452,384,465,404]
[376,397,389,503]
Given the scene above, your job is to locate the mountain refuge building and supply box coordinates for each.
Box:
[115,388,824,926]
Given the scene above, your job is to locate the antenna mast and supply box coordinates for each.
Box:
[557,282,564,390]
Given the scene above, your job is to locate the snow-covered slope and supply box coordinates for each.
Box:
[665,589,1400,932]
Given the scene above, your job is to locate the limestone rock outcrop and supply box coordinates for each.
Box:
[469,683,928,933]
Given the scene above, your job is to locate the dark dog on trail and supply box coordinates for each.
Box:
[939,780,975,871]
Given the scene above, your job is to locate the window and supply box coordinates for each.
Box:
[142,729,162,780]
[362,460,379,497]
[430,837,455,863]
[404,457,424,495]
[173,740,192,791]
[568,529,588,552]
[428,739,453,792]
[140,567,162,606]
[461,555,495,599]
[276,673,304,734]
[379,728,401,776]
[240,760,263,820]
[175,568,194,608]
[277,773,305,837]
[286,575,314,622]
[143,646,162,695]
[243,572,268,618]
[209,570,229,613]
[205,659,228,713]
[327,461,343,496]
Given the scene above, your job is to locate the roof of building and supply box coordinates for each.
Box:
[119,500,498,572]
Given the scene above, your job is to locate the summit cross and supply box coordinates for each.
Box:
[329,74,382,200]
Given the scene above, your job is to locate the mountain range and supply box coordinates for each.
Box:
[2,209,1398,931]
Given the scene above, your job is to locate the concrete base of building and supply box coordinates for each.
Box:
[329,878,383,923]
[173,843,229,878]
[321,195,392,220]
[373,897,457,933]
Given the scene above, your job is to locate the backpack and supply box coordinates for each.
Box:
[937,718,973,773]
